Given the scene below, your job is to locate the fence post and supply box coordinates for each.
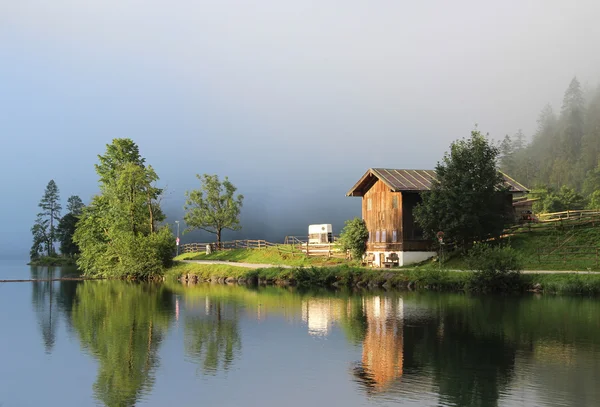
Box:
[306,242,310,257]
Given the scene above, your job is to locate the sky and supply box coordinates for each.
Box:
[1,0,600,258]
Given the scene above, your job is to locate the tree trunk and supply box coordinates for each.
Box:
[147,191,155,234]
[217,229,222,248]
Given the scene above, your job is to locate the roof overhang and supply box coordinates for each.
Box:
[346,169,396,197]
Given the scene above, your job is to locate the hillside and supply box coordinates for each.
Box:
[417,220,600,271]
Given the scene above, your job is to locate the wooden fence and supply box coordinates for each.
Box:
[181,239,347,259]
[180,239,276,254]
[536,246,600,266]
[536,210,600,223]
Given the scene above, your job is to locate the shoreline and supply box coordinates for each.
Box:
[167,262,600,295]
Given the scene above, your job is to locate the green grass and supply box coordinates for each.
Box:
[403,223,600,272]
[168,261,600,295]
[509,224,600,270]
[522,273,600,295]
[28,256,77,267]
[174,247,354,267]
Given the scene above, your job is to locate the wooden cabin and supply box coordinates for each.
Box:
[346,168,529,267]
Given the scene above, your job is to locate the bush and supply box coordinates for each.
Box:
[338,218,369,260]
[466,243,523,292]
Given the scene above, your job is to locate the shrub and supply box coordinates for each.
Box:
[466,243,523,292]
[338,218,369,260]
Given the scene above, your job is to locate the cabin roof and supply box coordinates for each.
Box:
[346,168,529,197]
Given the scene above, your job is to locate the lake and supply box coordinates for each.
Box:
[1,259,599,407]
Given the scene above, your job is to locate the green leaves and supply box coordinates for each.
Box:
[338,217,369,260]
[415,130,508,249]
[183,174,244,243]
[73,139,174,278]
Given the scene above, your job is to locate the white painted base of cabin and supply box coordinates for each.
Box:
[369,251,436,267]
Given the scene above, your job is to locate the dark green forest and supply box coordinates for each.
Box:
[499,77,600,212]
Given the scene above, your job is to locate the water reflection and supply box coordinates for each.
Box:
[25,278,600,407]
[184,298,241,375]
[70,281,173,407]
[30,265,78,353]
[354,297,404,392]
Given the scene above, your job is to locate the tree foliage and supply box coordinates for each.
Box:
[414,130,510,249]
[71,281,173,407]
[56,195,85,257]
[338,217,369,260]
[31,180,62,258]
[499,77,600,209]
[466,243,523,292]
[73,139,174,278]
[184,174,244,244]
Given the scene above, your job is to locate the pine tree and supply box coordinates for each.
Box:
[32,180,62,258]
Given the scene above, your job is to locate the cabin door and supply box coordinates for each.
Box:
[379,253,385,267]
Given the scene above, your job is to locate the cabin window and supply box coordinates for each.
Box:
[392,230,398,243]
[392,195,398,209]
[367,198,372,211]
[375,230,380,243]
[381,230,387,243]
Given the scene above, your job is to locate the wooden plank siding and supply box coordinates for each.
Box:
[362,180,404,251]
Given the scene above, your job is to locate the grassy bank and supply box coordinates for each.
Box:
[167,261,600,295]
[28,256,77,267]
[174,247,353,267]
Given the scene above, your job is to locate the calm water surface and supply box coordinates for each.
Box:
[1,259,599,407]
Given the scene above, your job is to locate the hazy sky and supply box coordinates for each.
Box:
[2,0,600,257]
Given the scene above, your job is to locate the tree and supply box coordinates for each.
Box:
[57,195,85,257]
[184,174,244,244]
[31,180,62,258]
[338,217,369,260]
[66,195,84,215]
[30,215,49,259]
[414,130,510,250]
[587,190,600,210]
[73,139,174,278]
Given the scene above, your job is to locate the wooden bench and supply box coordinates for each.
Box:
[383,253,399,268]
[362,253,375,267]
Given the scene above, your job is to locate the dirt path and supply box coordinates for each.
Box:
[181,260,293,269]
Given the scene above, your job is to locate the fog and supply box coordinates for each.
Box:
[1,0,600,256]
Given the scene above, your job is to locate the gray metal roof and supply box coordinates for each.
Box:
[347,168,529,196]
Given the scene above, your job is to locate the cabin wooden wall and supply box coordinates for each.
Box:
[362,180,402,246]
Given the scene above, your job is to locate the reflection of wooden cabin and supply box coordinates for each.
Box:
[360,297,404,391]
[346,168,529,267]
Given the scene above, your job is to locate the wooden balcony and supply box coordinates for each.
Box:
[367,240,433,252]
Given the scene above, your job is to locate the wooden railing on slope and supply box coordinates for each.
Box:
[536,246,600,266]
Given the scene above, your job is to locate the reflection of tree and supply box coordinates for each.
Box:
[184,300,241,375]
[404,294,517,407]
[30,265,79,353]
[71,281,173,407]
[428,310,516,407]
[339,298,368,344]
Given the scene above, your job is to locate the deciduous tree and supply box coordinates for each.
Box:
[414,130,510,250]
[73,139,174,278]
[338,217,369,260]
[183,174,244,245]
